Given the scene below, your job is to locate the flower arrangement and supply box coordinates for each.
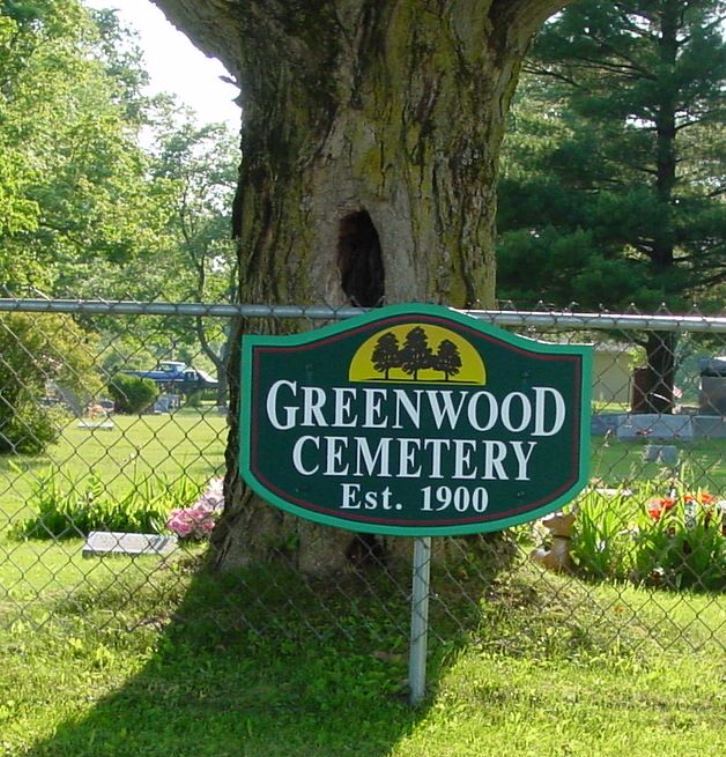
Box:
[166,477,224,540]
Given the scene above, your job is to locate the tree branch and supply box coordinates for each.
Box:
[489,0,574,50]
[150,0,245,80]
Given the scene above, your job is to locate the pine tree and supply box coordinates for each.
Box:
[498,0,726,412]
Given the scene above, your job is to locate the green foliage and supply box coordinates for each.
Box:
[15,466,203,538]
[570,488,637,581]
[0,312,99,454]
[0,402,68,457]
[0,0,168,292]
[183,389,218,408]
[108,373,159,414]
[498,0,726,310]
[0,0,240,402]
[570,480,725,592]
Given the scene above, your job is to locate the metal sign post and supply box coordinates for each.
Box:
[408,536,432,706]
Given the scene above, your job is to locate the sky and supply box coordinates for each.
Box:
[84,0,241,129]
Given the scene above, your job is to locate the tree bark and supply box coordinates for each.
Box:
[151,0,572,573]
[630,1,681,416]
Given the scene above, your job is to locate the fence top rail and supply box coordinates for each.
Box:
[0,298,724,332]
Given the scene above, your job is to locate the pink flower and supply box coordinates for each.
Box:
[166,480,222,540]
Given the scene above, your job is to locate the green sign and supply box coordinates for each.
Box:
[240,304,592,536]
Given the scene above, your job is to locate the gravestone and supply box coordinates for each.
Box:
[616,414,694,441]
[77,420,114,431]
[82,531,177,557]
[643,444,679,465]
[699,377,726,415]
[154,394,180,413]
[693,415,726,439]
[591,413,621,436]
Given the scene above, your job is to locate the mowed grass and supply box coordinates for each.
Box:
[590,436,725,491]
[1,416,722,527]
[0,409,225,619]
[0,556,723,756]
[0,414,724,755]
[0,409,227,525]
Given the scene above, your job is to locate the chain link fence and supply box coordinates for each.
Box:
[0,296,724,656]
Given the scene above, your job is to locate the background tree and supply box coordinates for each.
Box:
[371,332,400,379]
[497,0,726,412]
[151,0,574,573]
[0,0,167,294]
[0,1,239,434]
[400,327,433,380]
[0,313,100,453]
[69,104,241,396]
[147,112,239,405]
[0,0,160,445]
[434,340,462,382]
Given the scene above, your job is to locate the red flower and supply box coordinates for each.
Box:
[647,501,664,520]
[647,497,676,521]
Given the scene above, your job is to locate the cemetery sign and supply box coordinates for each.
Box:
[239,304,592,536]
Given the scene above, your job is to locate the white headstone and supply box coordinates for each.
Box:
[82,531,177,557]
[77,421,114,430]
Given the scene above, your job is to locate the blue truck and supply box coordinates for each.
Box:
[125,360,218,396]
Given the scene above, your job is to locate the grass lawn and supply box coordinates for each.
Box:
[0,414,724,755]
[590,436,725,491]
[0,410,227,526]
[0,555,723,756]
[1,415,722,530]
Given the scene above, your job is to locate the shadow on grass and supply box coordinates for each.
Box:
[25,552,482,757]
[23,535,701,756]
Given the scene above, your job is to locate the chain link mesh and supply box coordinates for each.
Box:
[0,294,723,654]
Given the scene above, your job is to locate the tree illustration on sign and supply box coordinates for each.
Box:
[371,332,401,379]
[434,339,462,381]
[400,327,433,380]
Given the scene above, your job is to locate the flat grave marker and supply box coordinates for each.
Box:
[82,531,177,557]
[616,413,694,441]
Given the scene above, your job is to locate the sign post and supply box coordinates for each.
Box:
[239,303,592,703]
[409,536,432,705]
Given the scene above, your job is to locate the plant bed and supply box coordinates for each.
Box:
[567,477,725,592]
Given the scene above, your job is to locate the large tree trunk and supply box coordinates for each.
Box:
[152,0,572,573]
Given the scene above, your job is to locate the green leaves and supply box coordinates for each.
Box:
[15,466,204,538]
[0,0,166,292]
[570,482,725,592]
[0,312,101,453]
[498,0,725,309]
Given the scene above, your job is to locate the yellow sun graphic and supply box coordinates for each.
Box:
[349,323,486,384]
